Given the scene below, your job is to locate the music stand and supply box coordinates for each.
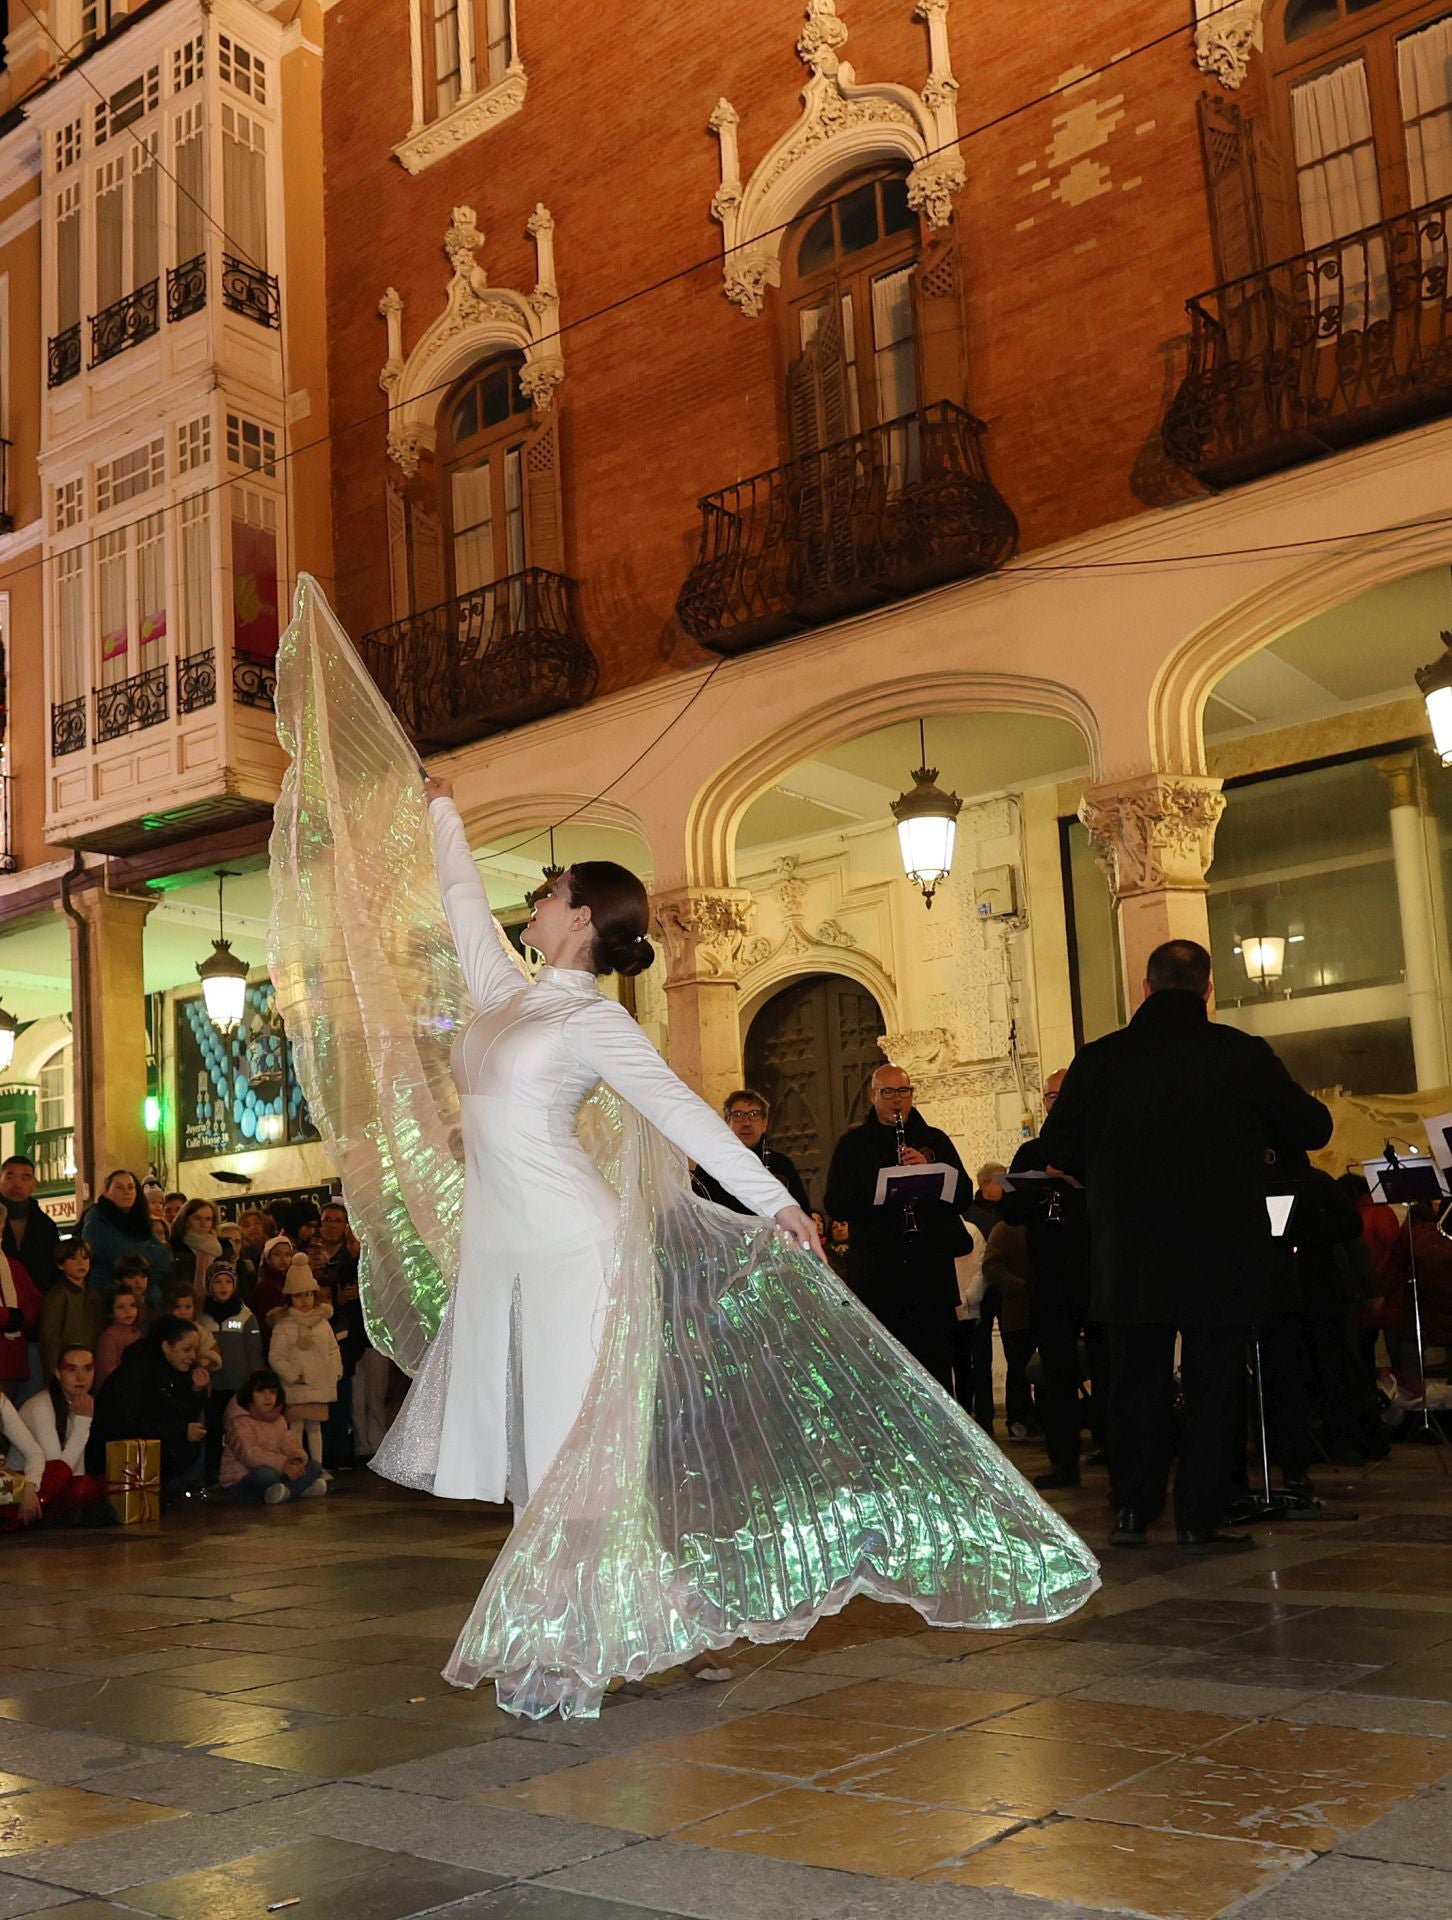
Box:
[1365,1151,1449,1463]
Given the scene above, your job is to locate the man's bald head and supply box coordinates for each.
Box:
[871,1064,914,1123]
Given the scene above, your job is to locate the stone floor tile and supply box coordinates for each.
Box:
[79,1752,319,1813]
[114,1835,502,1920]
[1228,1853,1452,1917]
[832,1727,1163,1817]
[1067,1752,1415,1850]
[437,1889,685,1920]
[0,1795,319,1894]
[1267,1690,1452,1738]
[154,1655,349,1696]
[644,1711,927,1778]
[0,1684,292,1754]
[924,1817,1309,1918]
[0,1876,85,1920]
[783,1645,942,1682]
[1338,1654,1452,1701]
[231,1666,469,1717]
[290,1781,635,1879]
[672,1785,1012,1879]
[989,1699,1249,1753]
[0,1728,139,1789]
[778,1681,1027,1733]
[0,1791,183,1859]
[1148,1650,1374,1692]
[1072,1671,1330,1721]
[829,1881,1139,1920]
[353,1739,592,1798]
[1203,1719,1450,1786]
[695,1669,859,1714]
[916,1645,1170,1698]
[1333,1785,1451,1868]
[213,1717,469,1777]
[475,1754,779,1837]
[3,1902,134,1919]
[533,1837,884,1920]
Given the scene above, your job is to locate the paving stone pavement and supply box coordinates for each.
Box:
[1,1449,1451,1919]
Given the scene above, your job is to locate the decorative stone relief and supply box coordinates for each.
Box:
[653,887,757,985]
[709,0,966,315]
[1079,773,1226,900]
[1193,0,1263,90]
[394,0,527,175]
[741,856,866,968]
[378,204,563,476]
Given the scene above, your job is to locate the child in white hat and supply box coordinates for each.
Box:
[266,1254,343,1469]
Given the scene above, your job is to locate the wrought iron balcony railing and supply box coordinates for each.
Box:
[95,662,168,743]
[30,1126,75,1195]
[675,402,1019,655]
[221,254,281,329]
[233,654,276,711]
[47,323,81,389]
[176,648,216,715]
[167,253,207,323]
[358,568,598,751]
[90,281,160,368]
[1164,194,1452,487]
[51,696,86,757]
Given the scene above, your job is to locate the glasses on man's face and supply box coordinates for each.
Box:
[1043,1088,1060,1106]
[875,1086,914,1100]
[728,1107,765,1122]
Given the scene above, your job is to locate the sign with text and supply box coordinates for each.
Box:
[175,980,318,1162]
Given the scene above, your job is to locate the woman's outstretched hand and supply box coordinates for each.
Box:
[424,776,454,802]
[775,1206,824,1258]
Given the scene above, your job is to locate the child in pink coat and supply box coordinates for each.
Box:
[220,1369,326,1505]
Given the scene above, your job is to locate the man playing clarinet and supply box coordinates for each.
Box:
[824,1064,974,1388]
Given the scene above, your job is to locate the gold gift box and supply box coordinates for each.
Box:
[105,1438,161,1525]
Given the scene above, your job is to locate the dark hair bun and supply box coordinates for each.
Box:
[611,933,655,979]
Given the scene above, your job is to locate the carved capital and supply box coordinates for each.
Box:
[387,428,424,478]
[906,153,965,228]
[1193,0,1263,88]
[653,888,756,985]
[1376,751,1419,812]
[517,356,564,409]
[1079,774,1225,900]
[879,1027,955,1084]
[722,251,774,315]
[708,97,740,131]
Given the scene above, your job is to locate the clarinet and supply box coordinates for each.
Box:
[894,1111,921,1237]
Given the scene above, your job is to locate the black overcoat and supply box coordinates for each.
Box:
[1037,989,1332,1327]
[823,1108,972,1325]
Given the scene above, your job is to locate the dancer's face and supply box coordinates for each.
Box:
[525,872,594,970]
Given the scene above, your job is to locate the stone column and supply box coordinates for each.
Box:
[67,888,155,1193]
[651,887,755,1111]
[1377,753,1450,1090]
[1079,773,1226,1002]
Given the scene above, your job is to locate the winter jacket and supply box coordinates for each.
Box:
[0,1257,41,1383]
[200,1304,265,1391]
[1,1394,44,1485]
[981,1221,1034,1334]
[268,1303,343,1407]
[94,1322,142,1389]
[81,1201,174,1305]
[3,1201,62,1297]
[37,1281,105,1380]
[20,1390,89,1471]
[250,1272,287,1351]
[219,1395,309,1487]
[1039,988,1332,1326]
[1357,1195,1406,1333]
[87,1338,206,1480]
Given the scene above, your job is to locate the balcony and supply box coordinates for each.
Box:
[221,255,281,330]
[47,323,81,390]
[167,253,207,324]
[675,402,1019,656]
[51,697,86,758]
[358,568,598,751]
[90,281,160,368]
[94,662,168,744]
[1163,195,1452,488]
[30,1126,75,1196]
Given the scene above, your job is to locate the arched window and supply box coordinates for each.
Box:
[440,352,533,599]
[779,170,921,454]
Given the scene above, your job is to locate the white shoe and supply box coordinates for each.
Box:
[263,1483,289,1506]
[299,1477,328,1498]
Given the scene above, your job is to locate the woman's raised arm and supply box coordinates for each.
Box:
[426,787,527,1014]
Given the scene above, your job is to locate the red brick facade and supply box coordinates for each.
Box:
[321,0,1217,694]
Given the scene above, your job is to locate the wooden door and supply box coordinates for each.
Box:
[744,973,886,1208]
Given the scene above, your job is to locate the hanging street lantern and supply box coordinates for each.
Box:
[1239,935,1286,990]
[892,719,962,910]
[1417,628,1452,767]
[0,1001,17,1073]
[197,869,249,1032]
[542,827,563,888]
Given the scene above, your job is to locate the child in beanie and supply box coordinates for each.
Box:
[267,1254,343,1468]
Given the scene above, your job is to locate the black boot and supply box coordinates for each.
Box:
[1109,1508,1147,1547]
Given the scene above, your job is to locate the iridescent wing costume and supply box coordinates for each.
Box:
[269,577,1100,1721]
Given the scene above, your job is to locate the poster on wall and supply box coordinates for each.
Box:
[176,980,319,1161]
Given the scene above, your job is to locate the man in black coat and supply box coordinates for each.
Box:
[824,1064,972,1387]
[1039,939,1332,1552]
[692,1089,810,1215]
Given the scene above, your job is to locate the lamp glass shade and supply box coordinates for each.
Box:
[896,813,957,894]
[1242,935,1286,985]
[198,940,249,1031]
[0,1009,16,1074]
[1426,681,1452,766]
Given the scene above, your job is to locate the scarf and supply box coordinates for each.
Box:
[184,1231,223,1288]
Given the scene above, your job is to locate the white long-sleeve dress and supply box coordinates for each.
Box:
[373,797,793,1506]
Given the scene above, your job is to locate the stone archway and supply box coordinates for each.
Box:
[744,971,886,1205]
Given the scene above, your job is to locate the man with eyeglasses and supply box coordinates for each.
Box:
[824,1064,973,1388]
[692,1090,810,1215]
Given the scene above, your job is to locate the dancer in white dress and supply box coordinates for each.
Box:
[268,578,1099,1723]
[373,781,819,1506]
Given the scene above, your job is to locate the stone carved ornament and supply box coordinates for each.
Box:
[652,888,757,984]
[378,204,563,476]
[1193,0,1264,90]
[742,856,864,969]
[1079,774,1226,900]
[710,0,966,315]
